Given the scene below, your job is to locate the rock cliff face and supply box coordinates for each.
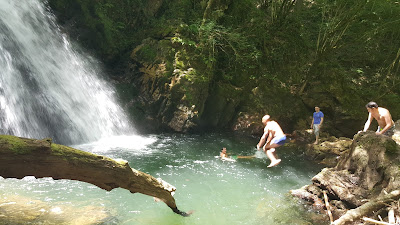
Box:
[126,38,205,132]
[125,35,244,133]
[291,131,400,224]
[0,135,190,217]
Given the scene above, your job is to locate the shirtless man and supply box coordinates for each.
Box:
[361,102,395,136]
[257,115,287,167]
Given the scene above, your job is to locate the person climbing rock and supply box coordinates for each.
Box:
[360,101,395,136]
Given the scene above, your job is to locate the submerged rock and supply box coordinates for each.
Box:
[0,195,115,225]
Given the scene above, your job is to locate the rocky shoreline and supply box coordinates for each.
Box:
[289,121,400,224]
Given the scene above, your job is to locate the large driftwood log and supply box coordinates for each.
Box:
[332,190,400,225]
[362,217,392,225]
[0,135,190,216]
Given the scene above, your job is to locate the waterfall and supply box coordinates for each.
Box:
[0,0,133,144]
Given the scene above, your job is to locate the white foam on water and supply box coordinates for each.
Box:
[75,134,158,155]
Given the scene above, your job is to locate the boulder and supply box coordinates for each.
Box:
[289,129,352,167]
[290,131,400,224]
[306,136,352,167]
[391,119,400,145]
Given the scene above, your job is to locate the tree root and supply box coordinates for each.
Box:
[332,190,400,225]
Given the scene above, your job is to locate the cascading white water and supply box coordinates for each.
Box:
[0,0,133,144]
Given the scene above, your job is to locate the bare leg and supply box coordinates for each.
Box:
[236,155,255,159]
[263,143,281,150]
[314,133,319,144]
[265,148,281,167]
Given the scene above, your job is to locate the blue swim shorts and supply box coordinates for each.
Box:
[271,135,287,146]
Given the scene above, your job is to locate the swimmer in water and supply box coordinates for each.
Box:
[220,147,228,158]
[220,147,255,160]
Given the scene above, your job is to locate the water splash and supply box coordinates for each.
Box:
[76,135,157,154]
[0,0,133,144]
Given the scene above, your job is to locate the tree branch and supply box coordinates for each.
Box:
[0,135,191,216]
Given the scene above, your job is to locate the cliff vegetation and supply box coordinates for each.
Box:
[47,0,400,136]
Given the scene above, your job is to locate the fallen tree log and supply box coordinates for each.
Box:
[362,217,392,225]
[332,190,400,225]
[0,135,190,216]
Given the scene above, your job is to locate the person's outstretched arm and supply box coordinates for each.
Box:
[362,113,372,132]
[257,131,267,150]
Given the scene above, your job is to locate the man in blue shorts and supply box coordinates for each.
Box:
[257,115,287,167]
[311,106,324,144]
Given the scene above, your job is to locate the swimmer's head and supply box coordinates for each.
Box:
[221,147,227,153]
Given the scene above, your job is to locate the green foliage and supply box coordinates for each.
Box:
[135,45,158,63]
[48,0,400,133]
[47,0,145,61]
[199,21,261,84]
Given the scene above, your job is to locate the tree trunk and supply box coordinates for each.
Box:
[332,190,400,225]
[0,135,190,216]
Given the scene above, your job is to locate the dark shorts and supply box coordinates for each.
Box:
[377,125,396,136]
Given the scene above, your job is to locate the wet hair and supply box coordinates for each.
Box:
[366,102,378,109]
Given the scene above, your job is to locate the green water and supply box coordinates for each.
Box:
[0,133,328,224]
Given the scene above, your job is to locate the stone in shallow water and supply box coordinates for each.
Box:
[0,195,116,224]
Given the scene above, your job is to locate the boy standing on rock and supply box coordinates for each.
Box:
[311,106,324,144]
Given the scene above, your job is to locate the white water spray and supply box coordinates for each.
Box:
[0,0,133,144]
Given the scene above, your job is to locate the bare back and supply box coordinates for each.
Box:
[265,121,285,137]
